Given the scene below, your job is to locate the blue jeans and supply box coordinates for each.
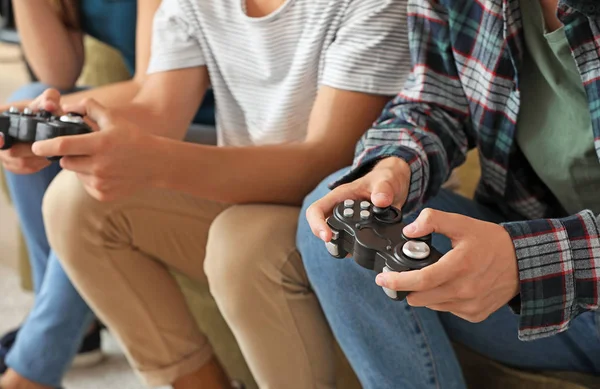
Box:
[4,83,95,388]
[297,167,600,389]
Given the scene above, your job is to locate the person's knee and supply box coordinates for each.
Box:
[41,171,104,267]
[7,83,53,103]
[205,204,301,319]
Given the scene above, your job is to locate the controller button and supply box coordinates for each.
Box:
[22,108,33,116]
[382,267,398,299]
[360,201,370,210]
[360,210,370,220]
[325,242,339,257]
[331,229,340,240]
[8,106,19,114]
[343,208,355,218]
[344,199,355,208]
[402,241,431,260]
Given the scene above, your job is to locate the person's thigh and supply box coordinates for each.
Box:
[299,169,600,385]
[440,305,600,374]
[206,204,336,389]
[43,170,229,385]
[297,169,469,389]
[404,191,599,373]
[4,83,88,292]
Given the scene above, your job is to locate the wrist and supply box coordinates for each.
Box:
[145,135,172,189]
[376,156,411,182]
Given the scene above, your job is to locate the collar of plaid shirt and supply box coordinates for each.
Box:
[333,0,600,341]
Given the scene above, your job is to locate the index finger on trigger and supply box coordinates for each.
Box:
[32,132,101,157]
[305,183,361,241]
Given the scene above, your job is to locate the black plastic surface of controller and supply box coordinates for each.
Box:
[325,200,442,301]
[0,108,91,158]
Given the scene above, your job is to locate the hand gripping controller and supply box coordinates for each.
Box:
[0,107,91,159]
[325,200,441,301]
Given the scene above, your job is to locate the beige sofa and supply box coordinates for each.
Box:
[4,38,599,389]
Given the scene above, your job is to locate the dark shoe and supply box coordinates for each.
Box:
[71,323,104,368]
[0,323,104,373]
[0,328,18,374]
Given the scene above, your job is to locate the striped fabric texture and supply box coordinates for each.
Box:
[147,0,411,146]
[334,0,600,340]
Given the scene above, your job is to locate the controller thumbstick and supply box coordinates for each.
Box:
[373,205,402,223]
[37,110,52,119]
[372,206,389,215]
[401,240,431,260]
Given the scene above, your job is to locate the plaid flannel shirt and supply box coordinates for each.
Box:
[334,0,600,340]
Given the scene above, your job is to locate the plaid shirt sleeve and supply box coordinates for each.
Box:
[330,0,476,214]
[502,211,600,340]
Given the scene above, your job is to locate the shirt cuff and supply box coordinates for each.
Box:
[501,217,578,341]
[329,145,428,214]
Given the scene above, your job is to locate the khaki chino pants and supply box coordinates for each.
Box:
[42,171,336,388]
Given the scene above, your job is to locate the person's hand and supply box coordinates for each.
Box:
[306,157,411,241]
[376,209,519,322]
[0,89,64,174]
[32,98,162,202]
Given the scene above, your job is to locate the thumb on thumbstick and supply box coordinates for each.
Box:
[370,179,395,208]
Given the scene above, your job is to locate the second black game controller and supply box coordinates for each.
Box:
[0,107,91,158]
[325,200,441,301]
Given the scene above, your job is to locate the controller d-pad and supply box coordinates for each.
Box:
[402,240,431,260]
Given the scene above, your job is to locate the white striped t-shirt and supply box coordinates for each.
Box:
[148,0,411,146]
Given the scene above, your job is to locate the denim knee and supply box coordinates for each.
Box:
[7,83,54,103]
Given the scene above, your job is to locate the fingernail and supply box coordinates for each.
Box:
[376,273,387,287]
[373,193,390,204]
[404,223,417,235]
[319,230,328,241]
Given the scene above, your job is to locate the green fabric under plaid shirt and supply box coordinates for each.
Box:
[334,0,600,341]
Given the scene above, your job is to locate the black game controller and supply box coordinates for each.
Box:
[325,200,442,301]
[0,107,91,158]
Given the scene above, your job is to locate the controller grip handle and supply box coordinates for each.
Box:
[353,241,377,270]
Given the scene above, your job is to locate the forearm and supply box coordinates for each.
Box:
[14,0,84,89]
[333,102,470,212]
[4,80,138,109]
[62,83,178,137]
[5,80,190,139]
[152,139,350,205]
[502,210,600,340]
[62,81,139,107]
[7,80,141,118]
